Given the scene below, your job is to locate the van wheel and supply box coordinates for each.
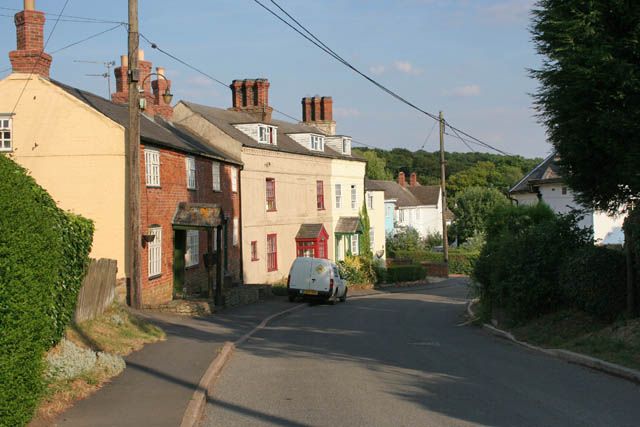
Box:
[288,295,296,302]
[328,297,336,305]
[340,288,347,302]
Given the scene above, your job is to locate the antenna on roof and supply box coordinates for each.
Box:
[74,59,116,97]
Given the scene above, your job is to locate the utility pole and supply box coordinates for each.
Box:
[439,111,449,266]
[127,0,142,309]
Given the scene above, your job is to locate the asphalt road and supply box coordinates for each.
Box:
[201,279,640,427]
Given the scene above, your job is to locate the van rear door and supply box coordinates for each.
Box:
[310,259,332,294]
[289,258,312,292]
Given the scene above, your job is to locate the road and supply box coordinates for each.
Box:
[200,279,640,427]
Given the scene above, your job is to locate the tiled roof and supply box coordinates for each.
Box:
[172,203,223,228]
[408,185,440,206]
[509,153,561,194]
[365,179,440,207]
[295,223,326,239]
[50,80,241,165]
[180,101,365,162]
[335,217,362,234]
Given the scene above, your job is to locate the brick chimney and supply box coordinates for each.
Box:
[9,0,52,78]
[111,55,128,104]
[151,67,173,120]
[230,79,273,122]
[410,172,418,187]
[301,96,336,135]
[398,172,406,188]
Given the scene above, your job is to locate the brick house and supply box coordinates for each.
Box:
[0,2,242,306]
[173,80,368,284]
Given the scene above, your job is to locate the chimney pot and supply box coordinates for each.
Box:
[138,49,145,61]
[398,172,406,188]
[24,0,35,11]
[156,67,165,77]
[120,55,128,67]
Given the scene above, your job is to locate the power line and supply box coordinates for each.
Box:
[446,127,477,153]
[252,0,511,156]
[138,32,300,122]
[50,23,125,54]
[0,6,124,24]
[419,120,437,151]
[10,0,72,116]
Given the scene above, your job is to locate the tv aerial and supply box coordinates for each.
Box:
[74,59,116,98]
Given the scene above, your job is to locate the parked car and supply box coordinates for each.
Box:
[287,257,347,304]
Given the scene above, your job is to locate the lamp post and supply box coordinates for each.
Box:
[138,72,173,111]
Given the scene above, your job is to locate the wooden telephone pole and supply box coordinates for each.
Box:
[128,0,142,308]
[439,111,449,265]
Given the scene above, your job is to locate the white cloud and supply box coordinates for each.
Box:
[393,60,423,75]
[483,0,535,24]
[334,107,362,118]
[447,84,481,97]
[369,65,386,75]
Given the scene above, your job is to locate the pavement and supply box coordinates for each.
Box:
[53,298,292,427]
[201,278,640,427]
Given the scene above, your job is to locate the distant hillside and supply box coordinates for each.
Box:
[354,148,542,197]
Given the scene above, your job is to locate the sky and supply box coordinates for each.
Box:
[0,0,550,158]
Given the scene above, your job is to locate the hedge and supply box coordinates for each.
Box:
[0,156,93,426]
[385,264,426,283]
[560,246,627,321]
[392,249,479,275]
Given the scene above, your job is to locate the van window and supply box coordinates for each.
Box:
[332,265,340,279]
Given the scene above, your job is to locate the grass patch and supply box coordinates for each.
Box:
[31,304,164,425]
[511,310,640,371]
[65,303,165,356]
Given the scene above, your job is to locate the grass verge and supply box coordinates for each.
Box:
[31,304,165,425]
[511,309,640,371]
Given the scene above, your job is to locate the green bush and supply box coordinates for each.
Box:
[0,156,93,426]
[473,203,592,324]
[385,265,426,283]
[391,249,479,275]
[560,246,627,321]
[338,256,377,285]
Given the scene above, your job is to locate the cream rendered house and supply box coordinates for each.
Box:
[173,81,367,284]
[365,187,387,262]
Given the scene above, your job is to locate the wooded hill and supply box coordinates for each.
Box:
[354,148,542,198]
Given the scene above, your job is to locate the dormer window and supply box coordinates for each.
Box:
[310,135,324,151]
[342,138,351,155]
[259,125,277,145]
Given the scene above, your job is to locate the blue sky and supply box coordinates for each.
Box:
[0,0,549,158]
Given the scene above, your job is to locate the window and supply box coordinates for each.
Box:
[266,178,276,211]
[144,149,160,187]
[342,138,351,155]
[399,210,405,223]
[267,234,277,272]
[251,241,258,261]
[367,193,374,210]
[335,184,342,208]
[351,185,357,209]
[185,230,199,267]
[295,228,328,259]
[233,218,239,246]
[316,180,325,210]
[310,135,324,151]
[212,161,221,191]
[230,166,238,193]
[0,116,12,152]
[258,125,277,145]
[148,226,162,277]
[369,228,375,251]
[416,208,420,220]
[350,234,359,255]
[186,156,196,189]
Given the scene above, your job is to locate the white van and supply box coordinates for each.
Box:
[287,257,347,303]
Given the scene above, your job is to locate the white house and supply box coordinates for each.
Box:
[366,173,449,239]
[509,153,625,245]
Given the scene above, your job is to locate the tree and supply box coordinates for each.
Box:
[451,186,510,243]
[358,150,392,180]
[532,1,640,212]
[359,201,372,258]
[532,0,640,315]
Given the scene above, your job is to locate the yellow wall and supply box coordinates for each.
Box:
[0,74,127,276]
[366,189,386,261]
[330,158,366,259]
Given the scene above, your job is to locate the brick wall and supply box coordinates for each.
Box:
[139,145,241,306]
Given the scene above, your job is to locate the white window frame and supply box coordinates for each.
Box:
[399,209,405,223]
[185,230,199,267]
[342,138,351,155]
[186,156,196,190]
[335,184,342,209]
[369,228,375,251]
[258,125,277,145]
[367,193,374,210]
[350,234,359,255]
[310,135,324,151]
[148,226,162,277]
[0,116,12,152]
[351,185,357,209]
[144,148,161,187]
[233,217,239,246]
[230,166,238,193]
[416,208,421,220]
[212,161,221,191]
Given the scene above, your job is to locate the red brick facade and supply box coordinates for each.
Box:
[139,145,241,306]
